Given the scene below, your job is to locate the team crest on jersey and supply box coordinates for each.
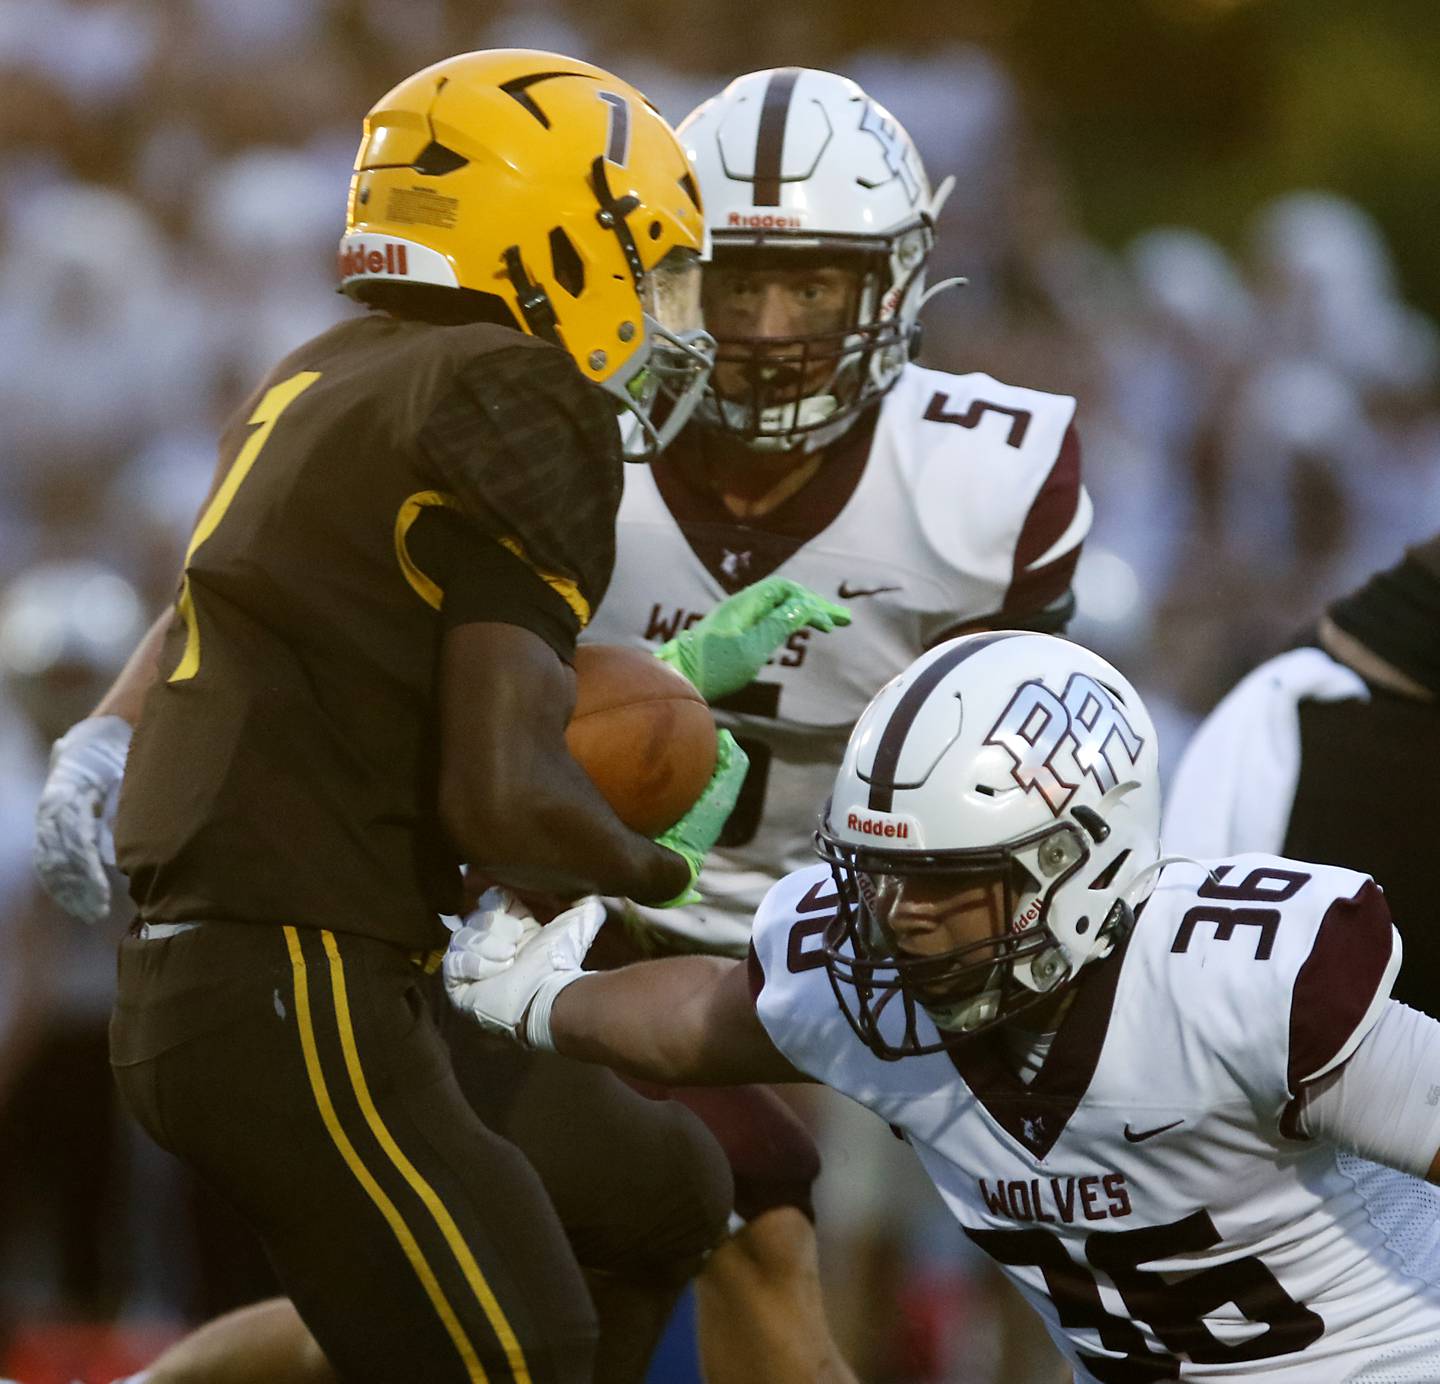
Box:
[720,548,754,583]
[984,673,1144,816]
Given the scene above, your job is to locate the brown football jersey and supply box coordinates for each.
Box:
[117,314,622,947]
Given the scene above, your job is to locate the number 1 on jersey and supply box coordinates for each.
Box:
[169,370,321,682]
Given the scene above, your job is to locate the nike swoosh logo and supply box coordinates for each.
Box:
[1122,1119,1184,1144]
[837,582,902,600]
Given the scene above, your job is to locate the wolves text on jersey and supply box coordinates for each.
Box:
[643,603,811,669]
[979,1172,1132,1225]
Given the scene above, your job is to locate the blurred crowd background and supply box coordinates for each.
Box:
[1,0,1438,1379]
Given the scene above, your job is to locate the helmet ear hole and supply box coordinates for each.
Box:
[549,228,585,297]
[412,141,468,176]
[1089,850,1130,892]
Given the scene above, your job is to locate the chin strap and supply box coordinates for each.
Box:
[1095,898,1136,953]
[501,245,563,346]
[590,156,644,287]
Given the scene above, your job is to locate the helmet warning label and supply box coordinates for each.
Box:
[385,186,459,229]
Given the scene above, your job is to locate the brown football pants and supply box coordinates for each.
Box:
[111,921,726,1384]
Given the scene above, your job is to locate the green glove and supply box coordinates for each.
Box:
[656,576,852,701]
[652,730,750,908]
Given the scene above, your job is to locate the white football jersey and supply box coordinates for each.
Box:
[585,362,1090,951]
[749,856,1440,1383]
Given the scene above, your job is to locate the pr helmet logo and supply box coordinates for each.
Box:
[984,673,1144,816]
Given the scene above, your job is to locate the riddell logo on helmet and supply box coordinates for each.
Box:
[728,212,803,229]
[1011,897,1044,934]
[846,812,910,840]
[338,242,410,279]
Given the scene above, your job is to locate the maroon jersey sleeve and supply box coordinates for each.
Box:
[925,420,1087,647]
[1288,878,1399,1095]
[1000,421,1084,620]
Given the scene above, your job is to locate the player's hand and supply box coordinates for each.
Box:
[655,576,851,701]
[443,889,604,1049]
[652,730,748,908]
[33,715,133,925]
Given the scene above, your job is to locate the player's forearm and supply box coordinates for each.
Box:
[92,435,235,729]
[553,957,750,1082]
[440,621,692,903]
[91,610,172,726]
[551,955,806,1086]
[446,762,689,904]
[92,439,226,728]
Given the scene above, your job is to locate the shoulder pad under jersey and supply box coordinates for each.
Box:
[747,865,961,1118]
[875,364,1091,614]
[1136,854,1399,1105]
[749,866,868,1079]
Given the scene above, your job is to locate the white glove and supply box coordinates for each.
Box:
[33,715,133,924]
[443,889,605,1049]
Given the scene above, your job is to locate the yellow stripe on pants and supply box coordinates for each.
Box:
[283,927,490,1383]
[320,930,533,1384]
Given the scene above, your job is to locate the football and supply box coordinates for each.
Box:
[567,643,717,835]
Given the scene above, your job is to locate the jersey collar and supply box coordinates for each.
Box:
[649,409,879,593]
[943,934,1132,1161]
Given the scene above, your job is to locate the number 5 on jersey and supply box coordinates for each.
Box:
[169,371,321,682]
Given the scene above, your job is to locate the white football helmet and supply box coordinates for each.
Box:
[815,632,1161,1057]
[679,68,955,451]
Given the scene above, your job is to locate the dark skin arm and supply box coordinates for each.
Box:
[90,443,236,724]
[92,612,171,724]
[438,621,691,905]
[85,450,685,899]
[550,953,810,1086]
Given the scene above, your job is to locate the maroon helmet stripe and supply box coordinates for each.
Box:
[753,68,801,206]
[865,632,1020,812]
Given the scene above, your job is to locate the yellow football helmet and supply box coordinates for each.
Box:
[339,49,715,457]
